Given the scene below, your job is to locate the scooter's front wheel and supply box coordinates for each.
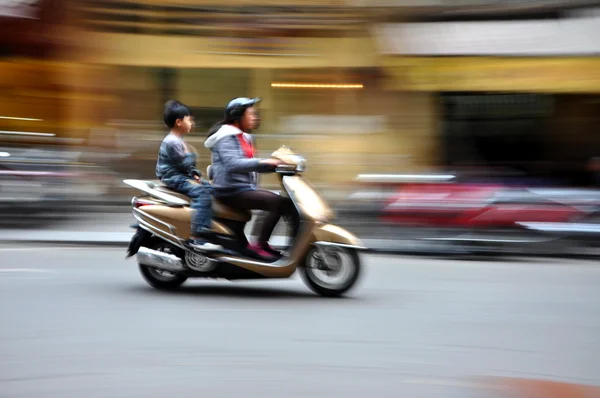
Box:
[300,246,361,297]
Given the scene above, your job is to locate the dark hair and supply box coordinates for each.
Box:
[207,120,225,138]
[206,109,242,138]
[163,100,191,129]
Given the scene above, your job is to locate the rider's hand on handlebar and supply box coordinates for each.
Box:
[262,158,285,167]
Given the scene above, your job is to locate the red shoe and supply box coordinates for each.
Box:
[247,243,278,262]
[262,243,283,258]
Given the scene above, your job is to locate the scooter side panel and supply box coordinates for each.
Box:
[213,219,318,279]
[137,205,193,239]
[313,224,365,248]
[137,205,234,240]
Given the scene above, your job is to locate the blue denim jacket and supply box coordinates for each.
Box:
[155,133,201,183]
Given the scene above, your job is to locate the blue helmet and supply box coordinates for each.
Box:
[224,97,261,122]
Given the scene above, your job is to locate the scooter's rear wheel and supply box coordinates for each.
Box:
[300,246,361,297]
[138,241,188,290]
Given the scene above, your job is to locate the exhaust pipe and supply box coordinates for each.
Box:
[136,246,185,272]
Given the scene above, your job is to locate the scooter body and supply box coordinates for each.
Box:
[124,146,366,296]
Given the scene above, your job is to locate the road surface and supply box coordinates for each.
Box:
[1,245,599,397]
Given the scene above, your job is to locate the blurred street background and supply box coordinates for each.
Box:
[2,0,600,397]
[2,0,600,256]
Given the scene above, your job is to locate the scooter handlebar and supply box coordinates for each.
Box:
[275,164,298,174]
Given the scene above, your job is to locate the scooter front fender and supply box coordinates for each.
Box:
[313,223,368,250]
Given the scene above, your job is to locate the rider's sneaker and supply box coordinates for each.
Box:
[261,243,284,258]
[247,243,279,262]
[188,239,223,252]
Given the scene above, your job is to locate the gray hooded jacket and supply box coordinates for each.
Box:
[204,124,272,198]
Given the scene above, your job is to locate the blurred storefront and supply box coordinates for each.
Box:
[0,0,72,147]
[0,0,121,209]
[44,0,441,192]
[3,0,600,199]
[376,9,600,185]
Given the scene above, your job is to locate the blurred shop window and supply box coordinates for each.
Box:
[189,108,224,135]
[441,93,553,171]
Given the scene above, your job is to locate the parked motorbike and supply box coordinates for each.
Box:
[517,195,600,255]
[123,146,365,297]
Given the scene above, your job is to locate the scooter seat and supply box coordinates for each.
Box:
[154,186,191,204]
[154,186,251,222]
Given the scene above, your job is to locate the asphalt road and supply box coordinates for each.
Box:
[1,245,599,398]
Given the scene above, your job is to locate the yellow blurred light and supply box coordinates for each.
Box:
[0,131,55,137]
[0,116,43,122]
[271,83,364,89]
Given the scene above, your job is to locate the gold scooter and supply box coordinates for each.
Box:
[124,146,366,297]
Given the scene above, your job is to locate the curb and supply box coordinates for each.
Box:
[4,235,599,259]
[0,233,425,254]
[0,239,457,258]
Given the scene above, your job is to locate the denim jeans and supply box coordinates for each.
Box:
[163,175,213,235]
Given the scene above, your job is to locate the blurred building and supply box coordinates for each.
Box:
[1,0,600,198]
[376,2,600,185]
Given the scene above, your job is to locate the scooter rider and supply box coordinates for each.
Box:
[205,98,299,261]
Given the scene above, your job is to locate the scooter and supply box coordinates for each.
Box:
[123,146,366,297]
